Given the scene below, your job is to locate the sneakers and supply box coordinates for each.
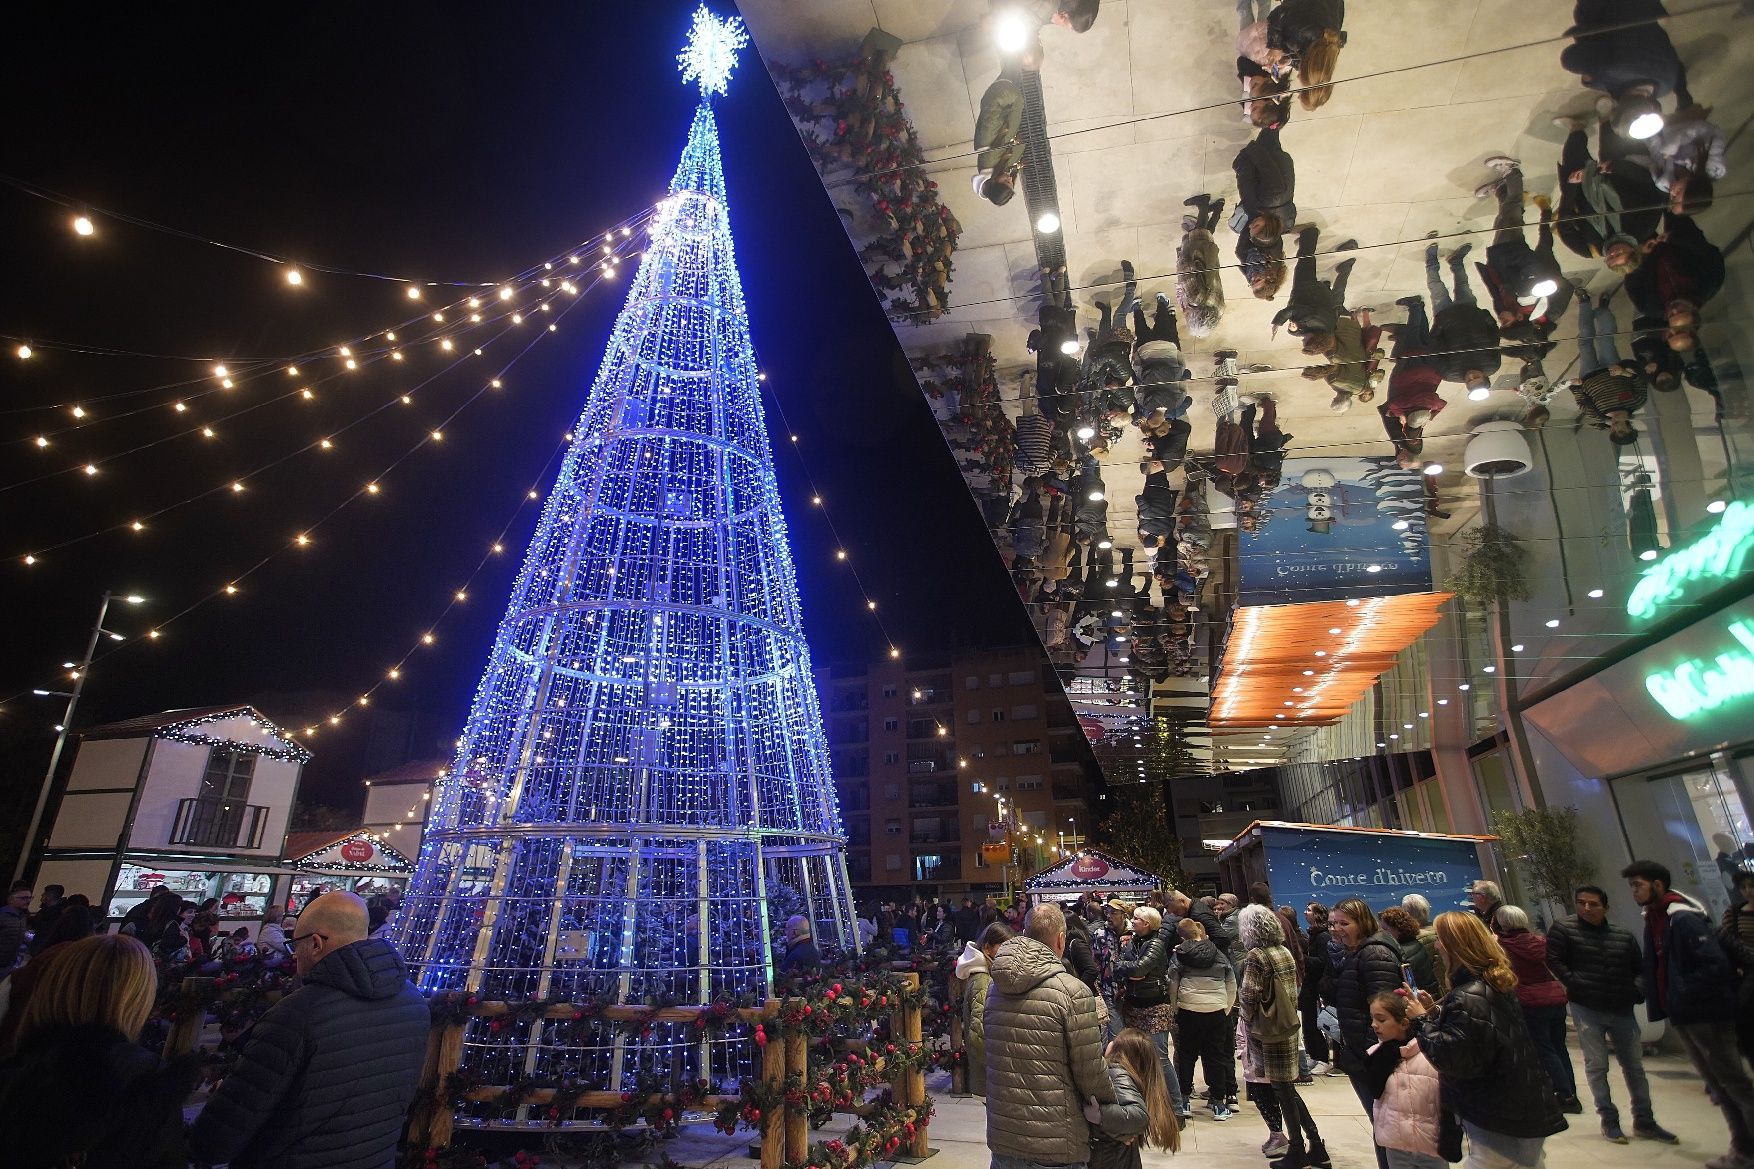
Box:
[1211,1102,1234,1121]
[1634,1122,1680,1144]
[1602,1120,1629,1144]
[1262,1132,1291,1157]
[1483,155,1520,173]
[1474,178,1504,199]
[1307,1060,1332,1077]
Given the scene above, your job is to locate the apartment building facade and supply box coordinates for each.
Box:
[820,645,1096,899]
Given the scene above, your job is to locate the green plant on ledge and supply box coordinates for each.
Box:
[1446,523,1531,607]
[1490,806,1597,916]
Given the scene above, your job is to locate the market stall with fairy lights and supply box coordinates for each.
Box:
[1025,848,1164,904]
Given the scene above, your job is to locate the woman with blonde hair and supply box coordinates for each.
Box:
[0,934,199,1167]
[1114,904,1189,1121]
[1402,912,1566,1168]
[1259,0,1346,110]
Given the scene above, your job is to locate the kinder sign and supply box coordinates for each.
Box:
[1069,855,1111,881]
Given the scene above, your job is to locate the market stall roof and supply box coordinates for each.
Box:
[283,828,413,875]
[362,758,448,787]
[1026,848,1163,900]
[81,704,311,762]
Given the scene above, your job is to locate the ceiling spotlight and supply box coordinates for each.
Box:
[1035,211,1061,234]
[1527,278,1558,298]
[1097,540,1112,550]
[994,10,1032,53]
[1076,425,1096,440]
[1392,519,1409,531]
[1468,386,1490,402]
[1587,588,1604,599]
[1060,337,1081,355]
[1366,564,1382,573]
[1628,110,1665,139]
[1638,548,1659,561]
[1088,490,1105,502]
[1510,644,1524,653]
[1423,463,1443,476]
[1328,627,1342,635]
[1345,598,1360,607]
[1707,499,1728,515]
[1545,619,1560,628]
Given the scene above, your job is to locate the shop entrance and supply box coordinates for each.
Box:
[1613,754,1754,922]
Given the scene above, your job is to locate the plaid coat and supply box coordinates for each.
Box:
[1240,945,1302,1082]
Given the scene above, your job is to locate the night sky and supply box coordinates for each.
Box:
[0,2,1038,837]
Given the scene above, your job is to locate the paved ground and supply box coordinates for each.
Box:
[663,1032,1728,1169]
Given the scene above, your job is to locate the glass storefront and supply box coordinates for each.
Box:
[109,863,277,921]
[1613,750,1754,923]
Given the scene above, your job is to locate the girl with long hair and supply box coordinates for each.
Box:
[1084,1026,1181,1169]
[1402,912,1566,1168]
[1366,991,1445,1169]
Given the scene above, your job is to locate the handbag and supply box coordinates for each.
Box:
[1252,954,1302,1043]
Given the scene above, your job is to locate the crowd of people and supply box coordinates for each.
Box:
[951,0,1732,690]
[0,885,427,1168]
[957,861,1754,1169]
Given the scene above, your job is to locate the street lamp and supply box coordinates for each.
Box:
[13,591,145,884]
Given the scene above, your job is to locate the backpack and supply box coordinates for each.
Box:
[1251,950,1302,1042]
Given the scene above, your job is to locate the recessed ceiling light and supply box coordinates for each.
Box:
[1483,665,1496,673]
[1510,644,1524,652]
[1638,549,1659,561]
[1392,520,1409,531]
[1545,619,1560,628]
[1587,588,1604,599]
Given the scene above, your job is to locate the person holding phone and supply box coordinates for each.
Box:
[1401,913,1567,1168]
[1381,908,1436,997]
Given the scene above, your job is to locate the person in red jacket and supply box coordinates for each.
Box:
[1494,905,1582,1113]
[1379,296,1446,468]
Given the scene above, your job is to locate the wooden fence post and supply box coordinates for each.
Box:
[759,1000,785,1169]
[407,1019,465,1149]
[784,1007,808,1167]
[889,972,931,1159]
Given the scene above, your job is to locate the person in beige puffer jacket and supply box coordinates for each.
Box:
[984,903,1116,1167]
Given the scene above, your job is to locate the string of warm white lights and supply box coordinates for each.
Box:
[0,302,595,719]
[0,169,617,288]
[9,260,636,560]
[6,208,654,449]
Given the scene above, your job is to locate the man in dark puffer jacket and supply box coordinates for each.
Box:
[189,892,429,1169]
[1546,884,1675,1144]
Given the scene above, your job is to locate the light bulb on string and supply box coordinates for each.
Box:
[16,345,33,359]
[284,267,303,286]
[406,286,422,300]
[72,214,95,237]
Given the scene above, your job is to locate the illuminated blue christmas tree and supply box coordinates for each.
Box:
[397,8,855,1112]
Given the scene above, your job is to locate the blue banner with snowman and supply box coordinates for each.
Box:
[1237,456,1433,606]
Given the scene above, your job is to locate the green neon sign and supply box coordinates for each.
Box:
[1627,500,1754,621]
[1645,619,1754,720]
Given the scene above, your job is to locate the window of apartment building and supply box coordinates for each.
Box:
[965,709,982,724]
[989,673,1004,687]
[881,684,897,698]
[1012,739,1041,755]
[991,708,1007,723]
[1009,670,1034,686]
[964,675,980,690]
[885,818,902,835]
[1023,809,1048,828]
[970,747,986,759]
[1015,776,1044,791]
[972,814,988,833]
[1011,704,1038,721]
[883,783,900,801]
[883,751,900,765]
[996,780,1009,792]
[886,854,902,871]
[883,717,898,732]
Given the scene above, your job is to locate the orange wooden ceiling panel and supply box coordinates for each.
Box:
[1210,593,1452,729]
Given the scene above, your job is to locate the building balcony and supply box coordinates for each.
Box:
[909,782,959,808]
[169,797,268,850]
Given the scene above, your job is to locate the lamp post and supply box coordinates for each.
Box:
[12,591,144,885]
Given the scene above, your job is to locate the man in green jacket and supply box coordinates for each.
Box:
[973,64,1029,206]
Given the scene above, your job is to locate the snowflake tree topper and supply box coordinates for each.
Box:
[678,5,747,98]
